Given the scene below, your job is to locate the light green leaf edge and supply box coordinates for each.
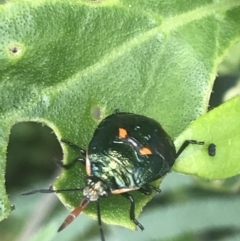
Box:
[174,95,240,180]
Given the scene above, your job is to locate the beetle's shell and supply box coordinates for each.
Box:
[87,112,176,192]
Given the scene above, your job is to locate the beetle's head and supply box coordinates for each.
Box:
[83,177,109,201]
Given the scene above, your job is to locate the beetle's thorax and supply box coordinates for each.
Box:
[83,177,109,201]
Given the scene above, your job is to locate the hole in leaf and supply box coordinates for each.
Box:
[6,122,63,193]
[210,42,240,110]
[91,107,101,120]
[8,45,22,56]
[209,76,238,110]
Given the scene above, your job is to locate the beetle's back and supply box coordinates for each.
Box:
[87,112,176,192]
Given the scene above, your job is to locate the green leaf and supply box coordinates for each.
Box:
[0,0,240,231]
[174,95,240,180]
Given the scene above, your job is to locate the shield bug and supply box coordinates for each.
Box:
[22,110,204,241]
[208,143,216,156]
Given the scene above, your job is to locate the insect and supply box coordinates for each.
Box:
[208,143,216,156]
[22,110,204,241]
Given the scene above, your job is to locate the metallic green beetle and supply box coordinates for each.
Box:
[23,110,204,241]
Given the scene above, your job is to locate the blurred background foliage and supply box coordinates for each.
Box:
[0,6,240,240]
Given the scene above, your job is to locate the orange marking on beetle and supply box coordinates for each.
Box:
[85,152,91,176]
[58,197,90,232]
[119,128,127,139]
[139,147,152,155]
[112,187,139,194]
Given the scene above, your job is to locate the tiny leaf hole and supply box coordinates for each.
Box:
[92,107,101,120]
[9,45,22,56]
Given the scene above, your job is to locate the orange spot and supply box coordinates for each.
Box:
[112,187,139,194]
[119,128,127,138]
[140,147,152,155]
[85,152,91,176]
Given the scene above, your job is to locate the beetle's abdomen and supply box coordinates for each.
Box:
[87,141,139,191]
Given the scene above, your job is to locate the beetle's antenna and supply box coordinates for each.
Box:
[61,138,86,156]
[96,200,105,241]
[58,197,90,232]
[21,186,83,195]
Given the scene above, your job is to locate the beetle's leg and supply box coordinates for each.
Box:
[96,200,106,241]
[56,157,86,169]
[138,186,151,195]
[176,140,204,158]
[61,138,86,156]
[121,193,144,230]
[60,138,86,167]
[139,184,161,195]
[114,109,120,114]
[148,184,161,193]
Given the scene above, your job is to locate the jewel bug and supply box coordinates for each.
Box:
[208,143,216,156]
[22,110,204,241]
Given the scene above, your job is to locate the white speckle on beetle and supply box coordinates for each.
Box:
[134,126,140,130]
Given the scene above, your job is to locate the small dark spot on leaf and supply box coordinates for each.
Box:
[92,107,101,120]
[9,45,21,55]
[11,205,15,211]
